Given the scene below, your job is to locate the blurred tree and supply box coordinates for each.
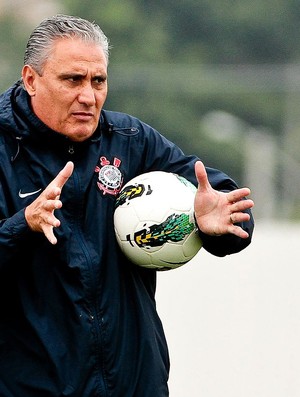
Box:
[0,14,27,90]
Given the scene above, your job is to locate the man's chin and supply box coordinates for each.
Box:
[61,129,96,142]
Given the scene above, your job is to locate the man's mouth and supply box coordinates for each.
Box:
[72,112,94,121]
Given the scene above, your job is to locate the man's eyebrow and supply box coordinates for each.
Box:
[58,72,86,79]
[58,71,107,79]
[93,74,107,80]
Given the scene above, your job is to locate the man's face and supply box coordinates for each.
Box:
[22,38,108,142]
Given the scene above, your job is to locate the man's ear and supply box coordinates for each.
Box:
[22,65,38,96]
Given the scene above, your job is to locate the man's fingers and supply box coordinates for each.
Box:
[44,162,74,243]
[229,225,250,239]
[227,187,251,203]
[51,161,74,190]
[43,198,62,211]
[231,198,254,213]
[230,211,251,224]
[43,225,58,245]
[24,163,73,242]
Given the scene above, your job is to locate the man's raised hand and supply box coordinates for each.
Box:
[24,161,74,244]
[194,161,254,239]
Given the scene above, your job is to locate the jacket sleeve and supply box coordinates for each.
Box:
[0,209,30,267]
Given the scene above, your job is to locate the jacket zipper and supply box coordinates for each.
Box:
[71,166,108,396]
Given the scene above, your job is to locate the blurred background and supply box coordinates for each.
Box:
[2,0,300,220]
[1,1,299,396]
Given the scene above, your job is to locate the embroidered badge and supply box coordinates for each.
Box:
[95,156,123,195]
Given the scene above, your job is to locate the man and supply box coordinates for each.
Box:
[0,14,254,397]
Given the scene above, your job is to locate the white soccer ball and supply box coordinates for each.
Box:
[114,171,202,270]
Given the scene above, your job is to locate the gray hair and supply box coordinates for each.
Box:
[24,14,110,75]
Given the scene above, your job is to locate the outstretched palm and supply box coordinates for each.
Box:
[194,161,254,239]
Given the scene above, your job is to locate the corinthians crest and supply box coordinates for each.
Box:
[95,156,123,195]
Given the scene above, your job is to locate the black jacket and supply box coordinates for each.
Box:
[0,82,254,397]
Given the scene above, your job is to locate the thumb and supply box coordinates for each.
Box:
[195,161,210,191]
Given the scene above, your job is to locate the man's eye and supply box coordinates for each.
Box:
[94,77,106,84]
[68,76,81,82]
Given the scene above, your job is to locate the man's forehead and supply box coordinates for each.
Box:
[50,38,106,58]
[45,38,107,69]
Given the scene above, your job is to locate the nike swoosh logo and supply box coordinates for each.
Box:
[18,188,42,198]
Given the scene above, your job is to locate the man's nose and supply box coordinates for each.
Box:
[78,83,96,105]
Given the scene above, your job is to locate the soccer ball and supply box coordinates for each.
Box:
[114,171,202,270]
